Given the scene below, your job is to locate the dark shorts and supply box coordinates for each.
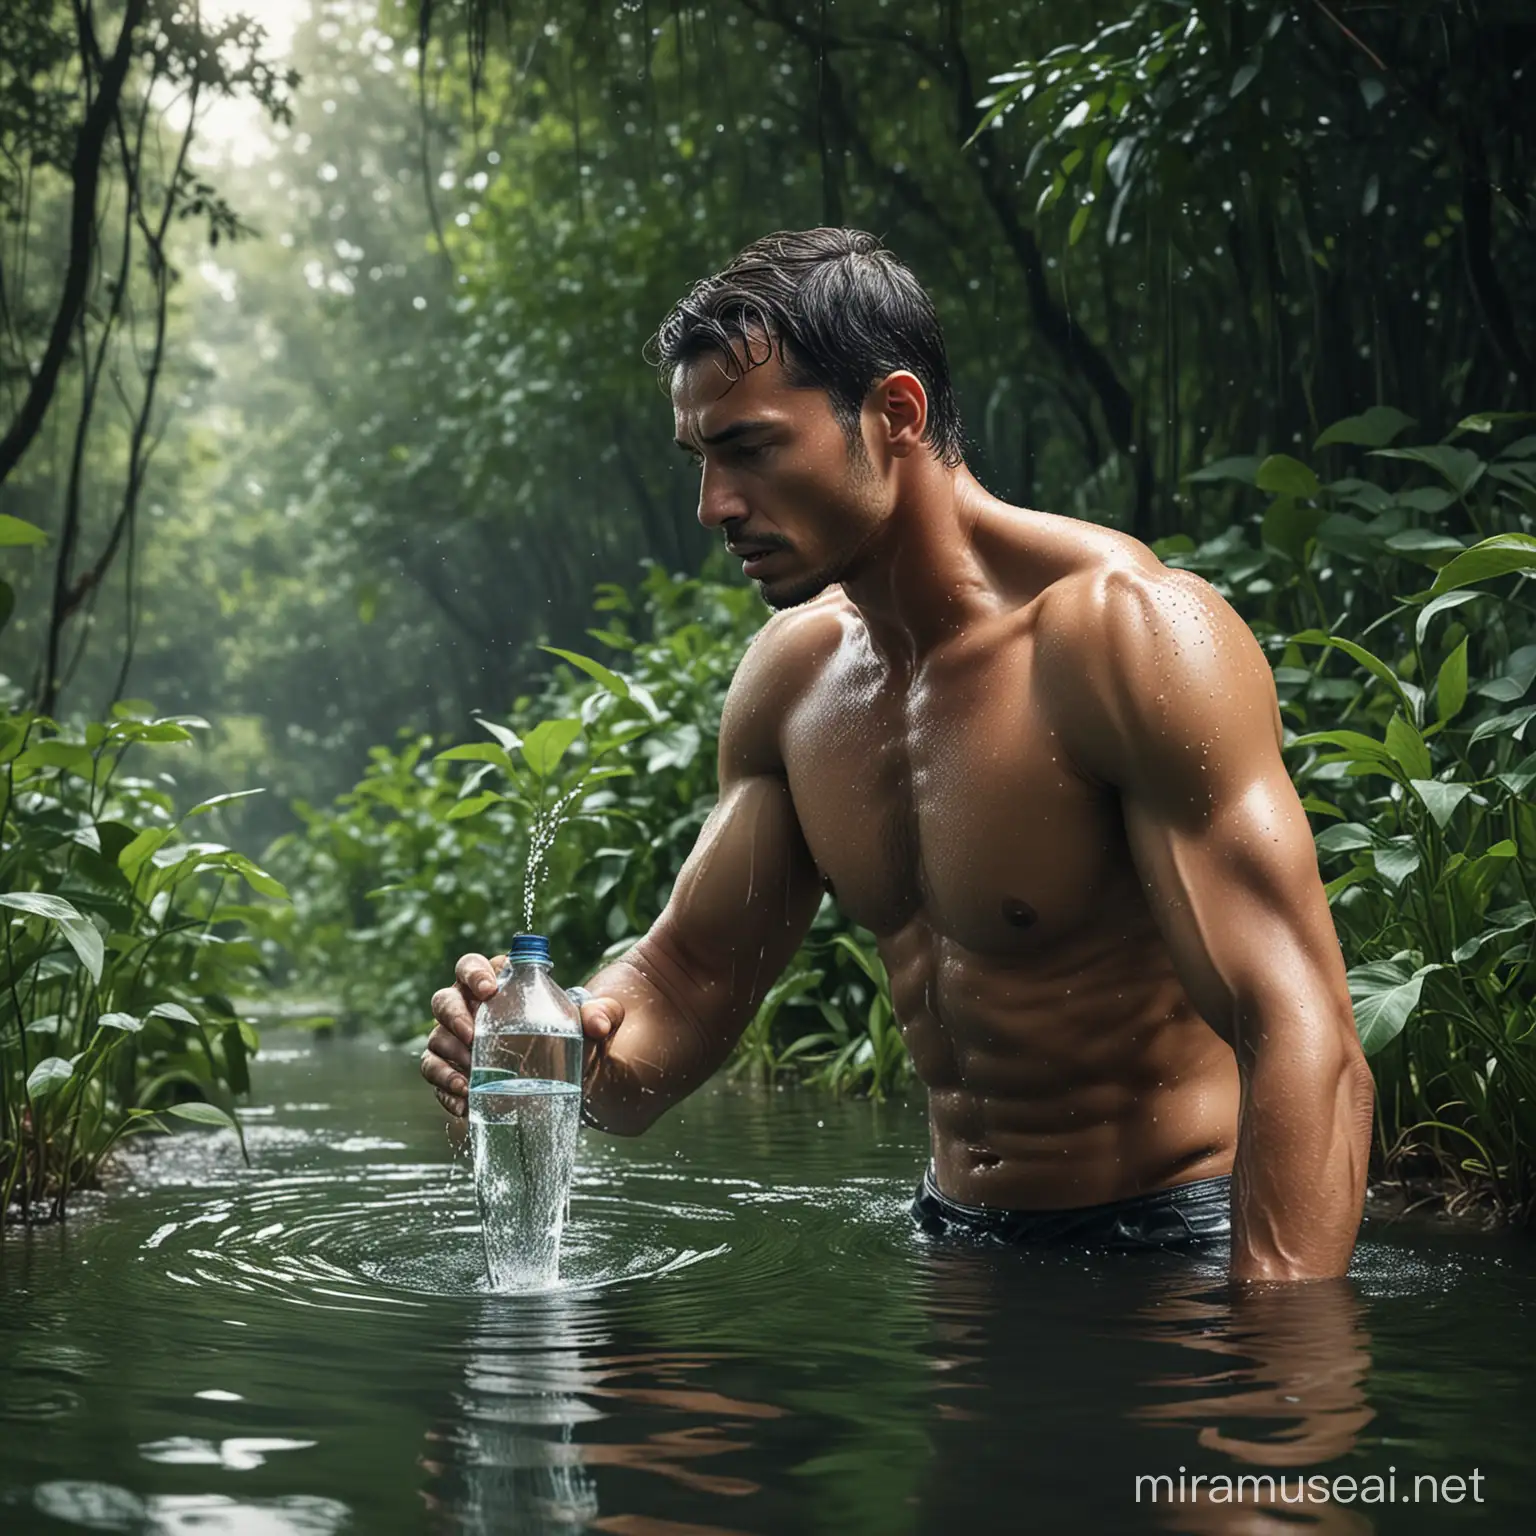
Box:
[911,1165,1231,1252]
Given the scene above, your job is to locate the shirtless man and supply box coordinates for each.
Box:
[422,228,1373,1283]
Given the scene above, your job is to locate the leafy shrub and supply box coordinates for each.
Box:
[1,705,287,1221]
[1168,409,1535,1217]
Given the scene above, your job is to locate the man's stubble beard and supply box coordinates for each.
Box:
[757,432,884,611]
[758,563,843,611]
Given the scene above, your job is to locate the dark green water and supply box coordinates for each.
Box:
[2,1033,1532,1535]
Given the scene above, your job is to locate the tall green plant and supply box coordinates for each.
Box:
[1,703,286,1221]
[1172,411,1535,1217]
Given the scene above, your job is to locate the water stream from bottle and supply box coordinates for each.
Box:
[522,786,584,931]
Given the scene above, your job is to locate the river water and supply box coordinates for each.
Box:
[1,1032,1532,1535]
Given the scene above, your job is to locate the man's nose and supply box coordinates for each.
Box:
[696,463,746,530]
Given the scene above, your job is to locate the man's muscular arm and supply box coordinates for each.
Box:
[1045,560,1374,1282]
[422,617,824,1128]
[576,618,825,1134]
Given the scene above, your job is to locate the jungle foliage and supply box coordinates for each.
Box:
[0,702,286,1219]
[1,1,1533,1217]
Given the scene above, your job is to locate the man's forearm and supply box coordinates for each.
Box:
[1229,1015,1374,1282]
[579,937,747,1136]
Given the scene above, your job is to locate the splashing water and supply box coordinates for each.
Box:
[522,785,584,930]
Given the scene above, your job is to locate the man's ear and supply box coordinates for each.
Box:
[871,370,928,458]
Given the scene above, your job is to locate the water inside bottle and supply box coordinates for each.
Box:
[468,1030,584,1291]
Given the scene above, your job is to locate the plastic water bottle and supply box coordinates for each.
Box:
[468,933,585,1291]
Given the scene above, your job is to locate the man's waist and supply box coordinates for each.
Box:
[913,1161,1233,1250]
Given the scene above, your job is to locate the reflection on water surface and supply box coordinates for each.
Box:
[1,1035,1531,1534]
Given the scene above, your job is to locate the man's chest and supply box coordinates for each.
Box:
[778,630,1130,954]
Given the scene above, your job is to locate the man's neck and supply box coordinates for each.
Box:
[839,464,1007,669]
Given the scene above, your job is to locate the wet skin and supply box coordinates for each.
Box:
[424,340,1374,1283]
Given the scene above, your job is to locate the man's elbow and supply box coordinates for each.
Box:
[1335,1026,1376,1162]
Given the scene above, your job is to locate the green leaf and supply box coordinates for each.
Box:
[1324,867,1370,904]
[1383,529,1465,568]
[1393,485,1458,514]
[1414,589,1487,649]
[1186,455,1262,485]
[1349,961,1440,1055]
[1385,713,1432,779]
[1410,779,1471,828]
[434,742,515,767]
[474,716,523,752]
[443,791,504,821]
[1468,704,1536,745]
[1301,796,1344,820]
[0,514,48,547]
[148,1002,199,1027]
[118,825,173,873]
[26,740,96,777]
[1315,822,1374,854]
[582,766,634,785]
[831,933,888,988]
[185,789,266,818]
[1437,638,1470,724]
[1425,534,1536,597]
[162,1101,239,1131]
[1452,904,1533,964]
[520,718,584,777]
[540,646,631,701]
[1373,843,1421,889]
[225,855,289,901]
[1314,406,1416,449]
[1289,728,1401,775]
[1254,454,1321,498]
[1371,444,1486,496]
[0,891,103,984]
[96,1011,143,1033]
[586,627,635,652]
[1290,630,1418,720]
[1067,203,1091,245]
[26,1056,74,1100]
[1454,411,1536,435]
[1261,498,1325,561]
[1496,751,1536,797]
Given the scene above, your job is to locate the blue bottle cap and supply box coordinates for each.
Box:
[507,933,551,964]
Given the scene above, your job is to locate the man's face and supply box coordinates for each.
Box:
[671,340,888,610]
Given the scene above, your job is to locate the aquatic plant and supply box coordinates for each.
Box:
[0,704,286,1221]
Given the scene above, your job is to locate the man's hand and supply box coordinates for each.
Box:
[421,950,625,1118]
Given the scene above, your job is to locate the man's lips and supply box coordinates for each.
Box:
[727,543,787,575]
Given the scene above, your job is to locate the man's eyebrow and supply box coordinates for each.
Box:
[673,419,776,452]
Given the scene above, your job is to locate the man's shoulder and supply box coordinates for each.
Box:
[1034,539,1246,682]
[719,592,850,774]
[1031,537,1277,783]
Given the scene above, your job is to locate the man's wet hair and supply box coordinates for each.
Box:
[647,227,964,468]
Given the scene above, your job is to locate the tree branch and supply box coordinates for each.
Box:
[0,0,148,486]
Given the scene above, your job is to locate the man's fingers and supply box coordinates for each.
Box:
[455,951,503,1002]
[434,1086,467,1119]
[421,1032,469,1096]
[430,985,477,1048]
[579,997,624,1040]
